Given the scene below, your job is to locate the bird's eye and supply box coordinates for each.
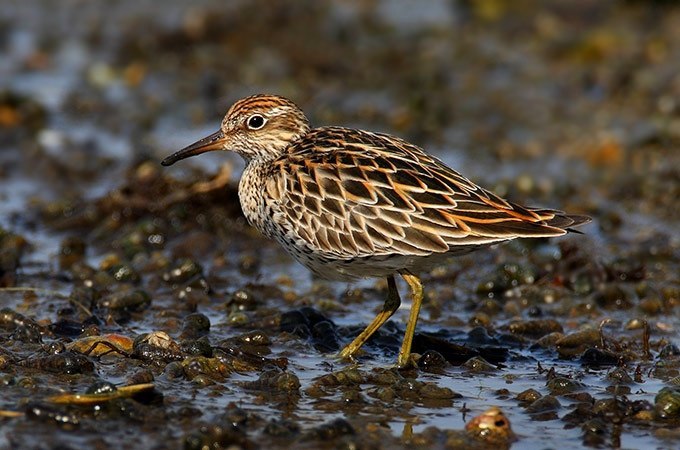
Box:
[246,114,266,130]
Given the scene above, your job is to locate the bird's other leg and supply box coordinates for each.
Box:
[396,269,423,368]
[338,275,401,360]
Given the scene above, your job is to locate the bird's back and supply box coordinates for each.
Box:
[256,126,588,278]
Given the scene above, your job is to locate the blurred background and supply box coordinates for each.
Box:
[1,1,679,449]
[3,0,677,216]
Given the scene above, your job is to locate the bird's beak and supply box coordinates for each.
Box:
[161,130,227,166]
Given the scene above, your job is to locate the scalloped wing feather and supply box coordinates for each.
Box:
[268,127,589,259]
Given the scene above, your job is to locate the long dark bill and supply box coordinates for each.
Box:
[161,130,226,166]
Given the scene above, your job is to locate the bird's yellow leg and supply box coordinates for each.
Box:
[397,270,423,368]
[339,275,401,360]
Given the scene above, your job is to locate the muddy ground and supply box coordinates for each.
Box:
[1,1,679,449]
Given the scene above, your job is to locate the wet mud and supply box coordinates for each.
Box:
[1,1,679,449]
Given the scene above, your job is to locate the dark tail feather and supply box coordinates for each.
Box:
[566,227,585,234]
[544,213,591,231]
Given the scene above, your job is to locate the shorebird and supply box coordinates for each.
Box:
[162,94,590,367]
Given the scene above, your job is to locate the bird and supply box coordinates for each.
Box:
[161,94,590,368]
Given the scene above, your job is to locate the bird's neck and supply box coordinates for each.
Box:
[238,159,273,235]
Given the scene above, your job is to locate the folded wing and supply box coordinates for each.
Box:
[270,127,589,258]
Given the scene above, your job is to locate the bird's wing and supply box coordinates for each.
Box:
[269,127,587,258]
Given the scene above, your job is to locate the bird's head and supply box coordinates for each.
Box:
[161,94,311,166]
